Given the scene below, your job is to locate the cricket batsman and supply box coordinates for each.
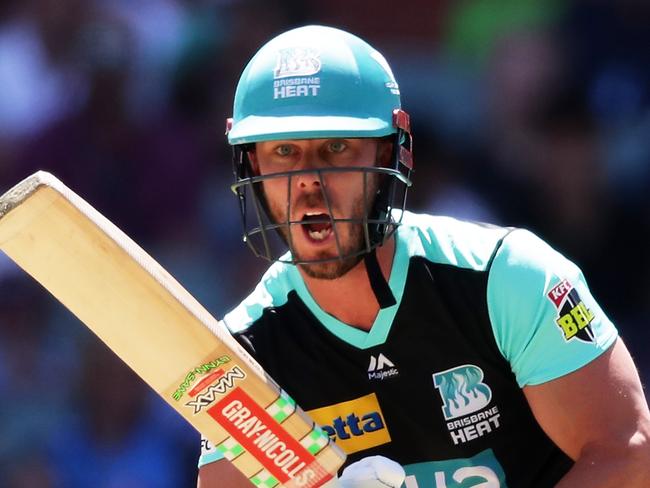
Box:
[197,25,650,487]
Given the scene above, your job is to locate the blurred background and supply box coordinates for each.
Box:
[1,0,649,485]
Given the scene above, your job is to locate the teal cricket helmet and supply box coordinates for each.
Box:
[227,25,413,286]
[227,25,403,144]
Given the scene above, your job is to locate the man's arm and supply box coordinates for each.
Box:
[524,338,650,486]
[197,459,252,488]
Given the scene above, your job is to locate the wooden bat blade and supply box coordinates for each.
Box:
[0,171,345,487]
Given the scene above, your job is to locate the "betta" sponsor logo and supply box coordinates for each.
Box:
[321,412,385,441]
[307,393,391,454]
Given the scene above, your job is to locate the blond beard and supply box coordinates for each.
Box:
[295,220,365,279]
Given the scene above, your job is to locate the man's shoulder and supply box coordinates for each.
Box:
[398,210,514,272]
[222,260,296,334]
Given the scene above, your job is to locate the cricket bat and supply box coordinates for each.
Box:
[0,171,345,487]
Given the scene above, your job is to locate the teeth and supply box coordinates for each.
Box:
[308,228,331,241]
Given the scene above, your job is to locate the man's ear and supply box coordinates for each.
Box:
[247,146,259,174]
[377,138,393,166]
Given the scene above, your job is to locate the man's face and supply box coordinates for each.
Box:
[249,137,391,279]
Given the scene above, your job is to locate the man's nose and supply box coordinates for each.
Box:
[293,154,325,190]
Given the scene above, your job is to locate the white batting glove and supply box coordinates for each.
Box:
[320,456,405,488]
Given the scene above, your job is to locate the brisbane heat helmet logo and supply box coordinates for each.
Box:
[272,47,322,100]
[547,279,596,343]
[274,47,321,78]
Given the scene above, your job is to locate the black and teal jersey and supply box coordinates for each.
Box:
[199,211,617,488]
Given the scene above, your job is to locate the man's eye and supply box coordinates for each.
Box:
[329,141,346,153]
[275,145,293,156]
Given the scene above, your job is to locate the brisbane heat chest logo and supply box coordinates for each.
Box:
[432,365,501,445]
[547,278,596,343]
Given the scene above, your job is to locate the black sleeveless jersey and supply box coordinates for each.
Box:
[200,211,617,488]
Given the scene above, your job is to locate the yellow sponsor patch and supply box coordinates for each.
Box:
[556,301,595,340]
[307,393,391,454]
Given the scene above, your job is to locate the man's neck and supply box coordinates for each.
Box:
[297,236,396,331]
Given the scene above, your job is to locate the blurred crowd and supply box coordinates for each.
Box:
[1,0,649,486]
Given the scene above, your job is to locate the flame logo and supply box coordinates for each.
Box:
[273,47,321,79]
[433,365,493,420]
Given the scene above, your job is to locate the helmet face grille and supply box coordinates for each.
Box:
[231,163,411,264]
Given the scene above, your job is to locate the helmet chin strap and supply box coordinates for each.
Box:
[364,248,396,309]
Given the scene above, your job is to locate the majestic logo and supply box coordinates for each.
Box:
[185,366,246,414]
[274,47,321,79]
[433,365,501,445]
[307,393,391,454]
[547,279,596,343]
[210,388,330,487]
[367,353,399,381]
[273,47,322,99]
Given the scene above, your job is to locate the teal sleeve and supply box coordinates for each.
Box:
[487,229,618,387]
[197,436,225,468]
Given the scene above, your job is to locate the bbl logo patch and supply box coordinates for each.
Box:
[547,279,595,343]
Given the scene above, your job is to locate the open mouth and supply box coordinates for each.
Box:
[301,212,333,242]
